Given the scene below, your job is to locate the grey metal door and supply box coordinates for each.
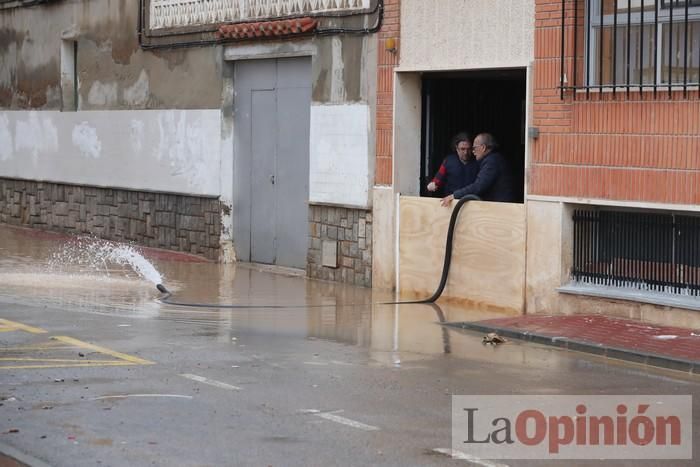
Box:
[233,57,311,269]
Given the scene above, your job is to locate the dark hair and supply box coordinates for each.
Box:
[451,132,472,150]
[476,133,499,150]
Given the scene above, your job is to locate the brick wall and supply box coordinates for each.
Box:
[0,178,221,260]
[307,204,372,287]
[530,0,700,205]
[375,0,400,185]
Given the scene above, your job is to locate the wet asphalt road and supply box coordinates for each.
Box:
[0,226,699,467]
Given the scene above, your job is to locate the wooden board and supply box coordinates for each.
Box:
[398,196,526,313]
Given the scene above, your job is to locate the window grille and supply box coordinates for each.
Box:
[572,209,700,296]
[560,0,700,98]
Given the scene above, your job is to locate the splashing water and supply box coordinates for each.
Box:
[49,237,163,285]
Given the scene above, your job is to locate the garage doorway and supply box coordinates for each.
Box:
[233,57,311,269]
[420,69,526,202]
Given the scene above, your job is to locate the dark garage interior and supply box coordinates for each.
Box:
[420,68,527,202]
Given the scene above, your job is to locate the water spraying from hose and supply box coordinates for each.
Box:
[50,237,163,286]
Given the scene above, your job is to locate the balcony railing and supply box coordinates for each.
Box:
[0,0,56,10]
[150,0,371,30]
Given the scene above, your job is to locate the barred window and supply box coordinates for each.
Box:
[572,209,700,296]
[562,1,700,96]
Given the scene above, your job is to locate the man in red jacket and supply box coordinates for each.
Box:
[426,132,479,196]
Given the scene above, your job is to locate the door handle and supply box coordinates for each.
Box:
[270,175,275,185]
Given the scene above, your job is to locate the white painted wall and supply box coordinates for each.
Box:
[400,0,535,71]
[309,103,370,207]
[393,73,422,196]
[0,109,222,197]
[371,186,396,289]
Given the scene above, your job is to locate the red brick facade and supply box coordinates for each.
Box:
[531,0,700,205]
[375,0,400,186]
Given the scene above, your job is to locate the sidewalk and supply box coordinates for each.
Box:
[449,314,700,373]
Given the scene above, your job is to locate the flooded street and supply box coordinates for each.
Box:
[0,225,698,467]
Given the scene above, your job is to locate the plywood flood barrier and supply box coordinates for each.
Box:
[398,196,526,313]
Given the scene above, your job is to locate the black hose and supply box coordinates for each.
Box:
[383,194,480,304]
[156,287,349,309]
[156,194,480,308]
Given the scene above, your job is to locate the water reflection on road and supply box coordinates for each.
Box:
[0,227,536,365]
[0,225,594,371]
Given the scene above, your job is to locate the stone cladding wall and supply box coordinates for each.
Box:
[0,178,221,260]
[307,204,372,287]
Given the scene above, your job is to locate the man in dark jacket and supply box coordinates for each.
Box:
[440,133,513,206]
[426,132,479,196]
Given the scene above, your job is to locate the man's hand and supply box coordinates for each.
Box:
[427,181,437,192]
[440,194,455,207]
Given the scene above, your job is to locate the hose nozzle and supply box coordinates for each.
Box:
[156,284,169,294]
